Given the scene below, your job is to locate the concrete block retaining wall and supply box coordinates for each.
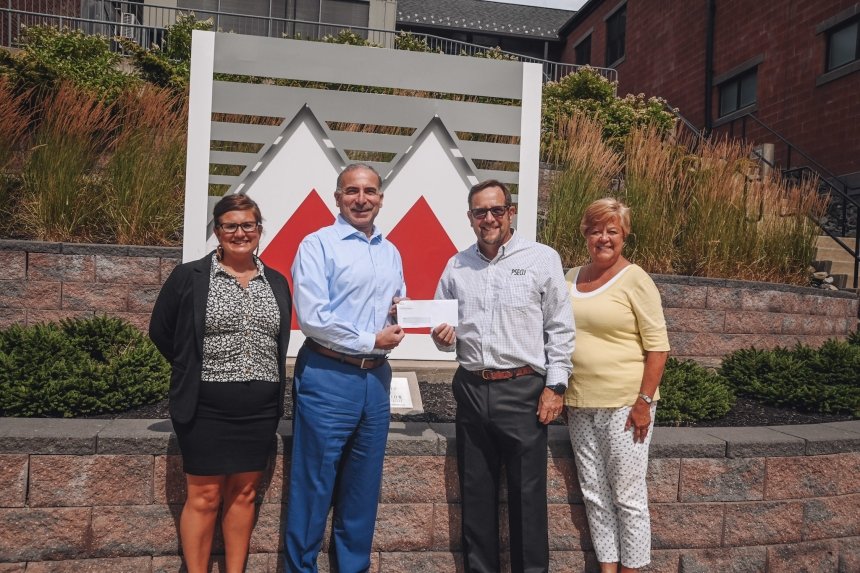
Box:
[1,418,859,572]
[0,240,856,364]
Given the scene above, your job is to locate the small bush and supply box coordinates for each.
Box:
[1,25,136,100]
[0,315,169,417]
[720,342,860,416]
[656,358,735,425]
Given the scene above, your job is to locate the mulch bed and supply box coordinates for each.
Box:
[103,380,854,427]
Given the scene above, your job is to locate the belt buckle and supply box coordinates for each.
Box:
[481,369,492,380]
[360,357,370,369]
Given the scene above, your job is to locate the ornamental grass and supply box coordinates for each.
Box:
[104,85,187,245]
[539,112,825,285]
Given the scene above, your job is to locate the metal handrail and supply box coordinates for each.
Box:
[0,5,617,86]
[671,107,860,288]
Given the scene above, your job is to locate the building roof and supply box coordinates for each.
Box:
[396,0,575,40]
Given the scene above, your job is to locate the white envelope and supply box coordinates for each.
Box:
[396,299,459,328]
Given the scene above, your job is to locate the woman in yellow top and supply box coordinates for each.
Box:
[565,198,670,573]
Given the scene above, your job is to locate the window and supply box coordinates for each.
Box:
[575,34,592,66]
[605,4,626,65]
[827,18,859,71]
[719,68,757,117]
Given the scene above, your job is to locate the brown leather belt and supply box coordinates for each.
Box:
[304,338,387,370]
[469,365,538,381]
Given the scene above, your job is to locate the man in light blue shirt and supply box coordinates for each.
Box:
[285,163,406,573]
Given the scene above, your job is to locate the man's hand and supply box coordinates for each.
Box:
[624,400,652,443]
[536,387,563,425]
[374,324,405,350]
[390,296,409,322]
[431,323,456,346]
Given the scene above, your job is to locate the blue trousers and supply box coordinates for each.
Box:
[284,346,391,573]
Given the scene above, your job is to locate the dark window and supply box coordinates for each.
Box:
[605,5,626,65]
[719,68,757,117]
[575,34,592,66]
[827,18,859,71]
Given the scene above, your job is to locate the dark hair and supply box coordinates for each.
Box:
[336,163,383,193]
[467,179,512,207]
[213,194,263,226]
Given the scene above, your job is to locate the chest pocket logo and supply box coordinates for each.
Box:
[500,270,533,307]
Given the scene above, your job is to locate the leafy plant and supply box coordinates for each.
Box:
[0,315,169,417]
[1,25,136,100]
[394,31,439,53]
[463,46,519,61]
[719,342,860,416]
[657,358,735,425]
[542,68,675,154]
[321,29,380,47]
[119,13,214,89]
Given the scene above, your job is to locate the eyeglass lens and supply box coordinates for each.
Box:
[471,206,510,219]
[220,222,259,233]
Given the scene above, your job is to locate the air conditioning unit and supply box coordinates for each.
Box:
[119,12,139,39]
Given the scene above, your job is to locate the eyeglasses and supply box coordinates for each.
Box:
[470,205,511,219]
[217,222,260,234]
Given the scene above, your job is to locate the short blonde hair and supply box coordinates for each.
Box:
[580,198,632,238]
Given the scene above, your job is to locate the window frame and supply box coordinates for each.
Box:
[712,55,762,124]
[574,32,592,66]
[815,5,860,85]
[604,1,627,67]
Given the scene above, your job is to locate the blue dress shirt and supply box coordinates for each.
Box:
[291,215,406,355]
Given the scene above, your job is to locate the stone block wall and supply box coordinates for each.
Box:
[655,274,859,365]
[0,240,181,332]
[1,418,859,571]
[0,239,856,364]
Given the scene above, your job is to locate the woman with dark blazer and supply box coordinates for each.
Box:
[149,194,291,573]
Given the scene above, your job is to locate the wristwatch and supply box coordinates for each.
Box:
[547,384,567,395]
[638,392,653,405]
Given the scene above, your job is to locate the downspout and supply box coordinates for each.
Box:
[704,0,716,134]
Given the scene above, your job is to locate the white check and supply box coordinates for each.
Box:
[396,299,459,328]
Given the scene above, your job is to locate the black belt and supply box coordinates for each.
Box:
[304,339,387,370]
[467,365,538,381]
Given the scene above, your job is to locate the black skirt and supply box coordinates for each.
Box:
[172,380,280,476]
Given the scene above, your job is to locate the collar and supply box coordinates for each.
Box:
[210,253,267,283]
[335,214,382,242]
[474,229,519,261]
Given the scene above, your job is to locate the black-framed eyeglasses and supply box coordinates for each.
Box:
[217,222,260,233]
[470,205,511,219]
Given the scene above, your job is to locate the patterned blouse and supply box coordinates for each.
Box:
[201,254,281,383]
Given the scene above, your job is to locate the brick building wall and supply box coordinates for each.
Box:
[0,239,856,363]
[559,0,860,178]
[1,418,859,571]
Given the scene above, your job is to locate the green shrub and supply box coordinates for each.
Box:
[541,68,675,155]
[720,342,860,416]
[656,358,735,425]
[0,25,136,100]
[0,315,169,417]
[394,31,439,53]
[119,13,213,89]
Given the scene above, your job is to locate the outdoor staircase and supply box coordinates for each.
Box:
[814,235,859,291]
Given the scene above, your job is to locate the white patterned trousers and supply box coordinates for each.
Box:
[567,405,656,569]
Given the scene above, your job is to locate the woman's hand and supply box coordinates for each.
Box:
[624,399,652,443]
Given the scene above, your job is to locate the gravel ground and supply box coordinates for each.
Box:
[104,379,854,427]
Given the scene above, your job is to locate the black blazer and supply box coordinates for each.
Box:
[149,252,292,424]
